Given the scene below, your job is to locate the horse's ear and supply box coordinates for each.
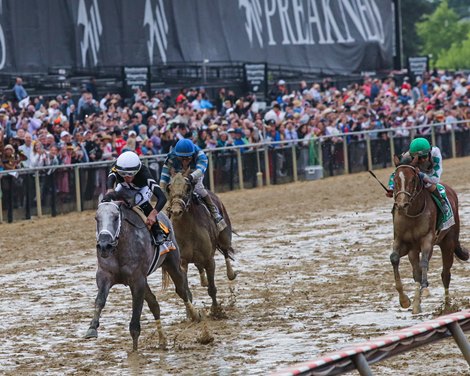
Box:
[170,167,176,177]
[393,154,400,167]
[411,155,419,166]
[182,167,191,177]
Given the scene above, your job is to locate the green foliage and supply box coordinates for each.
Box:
[437,30,470,69]
[416,0,470,65]
[401,0,435,60]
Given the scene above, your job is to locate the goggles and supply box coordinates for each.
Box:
[116,169,139,177]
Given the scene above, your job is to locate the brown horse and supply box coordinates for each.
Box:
[390,155,468,314]
[167,170,236,316]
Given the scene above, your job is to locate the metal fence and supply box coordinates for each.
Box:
[1,121,469,223]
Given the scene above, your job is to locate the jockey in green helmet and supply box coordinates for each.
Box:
[386,137,449,215]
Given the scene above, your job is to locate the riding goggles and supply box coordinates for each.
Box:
[116,169,139,177]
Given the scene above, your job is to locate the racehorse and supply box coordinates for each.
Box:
[167,170,236,316]
[86,200,199,351]
[390,155,468,314]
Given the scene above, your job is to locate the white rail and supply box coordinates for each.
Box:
[272,310,470,376]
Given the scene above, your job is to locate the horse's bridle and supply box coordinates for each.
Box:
[168,179,193,216]
[96,201,122,247]
[393,165,424,205]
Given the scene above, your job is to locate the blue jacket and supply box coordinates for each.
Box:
[159,144,208,185]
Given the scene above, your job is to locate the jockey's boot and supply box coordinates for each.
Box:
[151,223,167,245]
[202,195,227,232]
[432,190,449,215]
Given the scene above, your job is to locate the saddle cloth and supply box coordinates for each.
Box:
[432,184,455,231]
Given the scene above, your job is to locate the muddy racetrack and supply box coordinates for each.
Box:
[1,157,470,375]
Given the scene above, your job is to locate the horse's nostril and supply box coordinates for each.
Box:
[106,244,113,251]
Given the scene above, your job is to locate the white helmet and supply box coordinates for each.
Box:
[115,151,142,177]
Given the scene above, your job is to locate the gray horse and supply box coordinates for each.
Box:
[86,201,199,351]
[167,170,236,317]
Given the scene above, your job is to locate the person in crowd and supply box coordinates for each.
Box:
[103,151,167,244]
[159,138,227,232]
[13,77,29,108]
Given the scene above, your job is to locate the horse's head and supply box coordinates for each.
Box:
[167,169,193,218]
[95,201,122,258]
[392,154,422,213]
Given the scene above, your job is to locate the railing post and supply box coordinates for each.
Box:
[264,145,271,186]
[256,147,263,188]
[35,171,42,217]
[317,139,323,166]
[291,144,298,182]
[343,135,349,174]
[450,126,456,158]
[449,321,470,366]
[366,133,373,171]
[389,133,395,161]
[236,148,244,190]
[352,353,373,376]
[74,166,82,212]
[208,151,215,192]
[431,124,436,146]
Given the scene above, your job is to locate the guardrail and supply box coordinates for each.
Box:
[0,120,469,223]
[271,310,470,376]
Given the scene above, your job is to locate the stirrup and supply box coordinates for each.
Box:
[216,218,227,232]
[153,231,167,245]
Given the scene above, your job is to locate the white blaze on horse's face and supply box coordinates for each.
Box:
[394,169,414,212]
[96,202,121,246]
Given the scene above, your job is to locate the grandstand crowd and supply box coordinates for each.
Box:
[0,70,470,173]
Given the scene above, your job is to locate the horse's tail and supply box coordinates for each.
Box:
[455,242,469,261]
[162,268,171,290]
[217,245,236,261]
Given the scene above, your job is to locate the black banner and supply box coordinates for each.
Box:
[0,0,394,75]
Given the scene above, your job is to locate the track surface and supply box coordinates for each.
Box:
[1,157,470,375]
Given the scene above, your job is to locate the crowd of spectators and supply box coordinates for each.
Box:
[0,69,470,176]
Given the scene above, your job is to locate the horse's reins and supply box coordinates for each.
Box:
[96,201,122,247]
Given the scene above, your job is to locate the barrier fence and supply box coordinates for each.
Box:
[1,121,469,223]
[271,310,470,376]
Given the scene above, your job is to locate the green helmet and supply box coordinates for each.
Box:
[409,138,431,157]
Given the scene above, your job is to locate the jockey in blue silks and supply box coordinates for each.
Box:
[159,138,227,232]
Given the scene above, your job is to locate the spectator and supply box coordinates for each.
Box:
[13,77,29,109]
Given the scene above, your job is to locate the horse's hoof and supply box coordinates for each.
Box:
[227,271,238,281]
[85,328,98,339]
[400,296,411,309]
[210,305,228,319]
[422,287,430,298]
[412,304,422,314]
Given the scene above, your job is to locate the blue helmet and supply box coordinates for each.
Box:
[174,139,195,157]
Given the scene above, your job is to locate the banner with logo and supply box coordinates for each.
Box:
[0,0,394,75]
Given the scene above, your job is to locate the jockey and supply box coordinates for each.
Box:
[104,151,167,243]
[386,137,449,214]
[159,138,227,232]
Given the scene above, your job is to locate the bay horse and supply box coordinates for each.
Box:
[167,170,236,316]
[390,155,468,314]
[86,201,199,351]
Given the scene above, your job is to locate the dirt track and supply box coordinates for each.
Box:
[1,157,470,375]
